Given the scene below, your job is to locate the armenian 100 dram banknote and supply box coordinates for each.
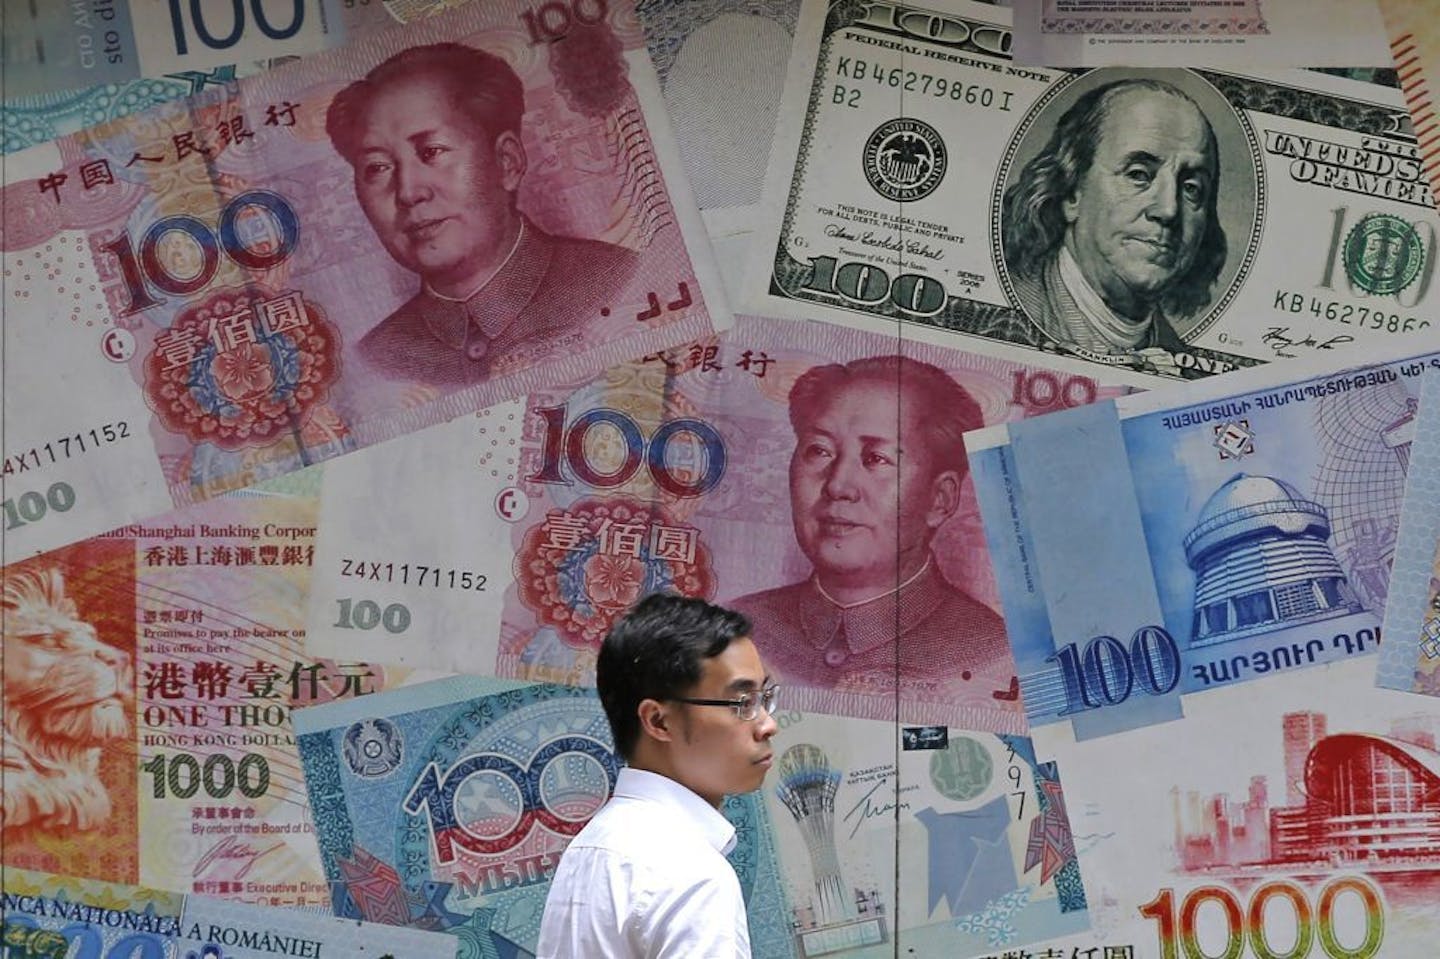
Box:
[1,866,456,958]
[745,0,1439,387]
[301,315,1128,733]
[0,470,426,908]
[967,335,1440,742]
[1376,367,1440,696]
[1,0,728,562]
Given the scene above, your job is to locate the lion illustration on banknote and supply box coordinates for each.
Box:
[2,567,132,838]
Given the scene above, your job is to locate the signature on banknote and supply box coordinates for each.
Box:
[1261,326,1357,358]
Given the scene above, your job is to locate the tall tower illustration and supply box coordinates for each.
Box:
[1185,474,1362,647]
[775,744,851,926]
[1283,711,1327,806]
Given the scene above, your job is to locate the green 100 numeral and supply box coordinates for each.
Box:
[3,481,76,530]
[334,598,411,633]
[142,752,270,799]
[1141,879,1383,959]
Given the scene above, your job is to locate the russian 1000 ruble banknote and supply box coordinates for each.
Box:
[1,0,728,562]
[1,867,455,957]
[1,471,427,906]
[301,314,1127,733]
[1376,367,1440,696]
[746,0,1439,387]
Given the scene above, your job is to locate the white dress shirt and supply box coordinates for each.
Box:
[536,767,752,959]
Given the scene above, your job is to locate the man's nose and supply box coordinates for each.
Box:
[1146,169,1180,222]
[394,159,433,208]
[821,454,861,500]
[755,709,778,740]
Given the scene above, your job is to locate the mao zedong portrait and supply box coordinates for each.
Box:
[730,355,1010,693]
[326,42,640,388]
[1003,78,1227,375]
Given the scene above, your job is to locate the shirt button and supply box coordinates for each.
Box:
[466,340,488,361]
[824,647,848,667]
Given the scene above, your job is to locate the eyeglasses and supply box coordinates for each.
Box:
[671,684,780,722]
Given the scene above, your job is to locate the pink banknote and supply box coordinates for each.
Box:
[305,315,1129,732]
[1,474,417,906]
[0,0,726,561]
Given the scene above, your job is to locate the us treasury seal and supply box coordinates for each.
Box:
[1344,213,1425,296]
[863,118,948,202]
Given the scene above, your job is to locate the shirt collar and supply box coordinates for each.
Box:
[793,558,951,656]
[612,767,737,856]
[416,217,553,350]
[1057,244,1155,350]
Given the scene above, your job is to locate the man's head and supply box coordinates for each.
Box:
[597,594,777,807]
[1003,78,1226,322]
[785,355,981,599]
[327,43,528,299]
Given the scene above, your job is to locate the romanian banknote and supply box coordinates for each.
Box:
[745,0,1439,386]
[1376,367,1440,696]
[1011,657,1440,958]
[1010,0,1390,68]
[968,337,1438,740]
[302,315,1126,732]
[1,470,426,907]
[1,0,728,561]
[292,676,793,957]
[0,866,455,958]
[1,0,402,100]
[1380,0,1440,200]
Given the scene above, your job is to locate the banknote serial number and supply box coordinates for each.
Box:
[3,422,132,476]
[1271,291,1430,334]
[339,560,488,592]
[832,58,1015,111]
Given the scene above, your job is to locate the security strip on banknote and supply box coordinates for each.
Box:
[293,675,1090,956]
[968,333,1439,740]
[1376,367,1440,696]
[1,0,730,563]
[745,0,1439,386]
[0,867,456,957]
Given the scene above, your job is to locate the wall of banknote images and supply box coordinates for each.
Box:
[6,0,1440,956]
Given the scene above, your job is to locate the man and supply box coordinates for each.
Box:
[326,42,639,388]
[1002,78,1227,374]
[730,355,1011,695]
[537,593,778,958]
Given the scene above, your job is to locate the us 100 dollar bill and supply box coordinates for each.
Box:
[1,0,727,562]
[746,0,1440,386]
[301,315,1127,733]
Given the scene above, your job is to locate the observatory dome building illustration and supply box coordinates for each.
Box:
[1183,473,1362,648]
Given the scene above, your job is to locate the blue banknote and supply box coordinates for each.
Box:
[970,342,1440,740]
[1376,367,1440,695]
[1,866,454,958]
[293,676,794,958]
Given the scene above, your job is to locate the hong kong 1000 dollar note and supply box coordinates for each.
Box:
[967,334,1440,742]
[0,0,728,563]
[744,0,1440,387]
[301,314,1127,734]
[292,676,795,957]
[1,866,455,958]
[1,470,431,907]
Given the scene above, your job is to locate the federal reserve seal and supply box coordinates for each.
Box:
[1344,213,1425,296]
[342,717,404,778]
[863,118,948,202]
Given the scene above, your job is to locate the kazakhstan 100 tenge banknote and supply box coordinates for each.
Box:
[1,867,455,958]
[967,335,1440,742]
[1,470,424,907]
[301,314,1127,733]
[293,675,1089,957]
[0,0,728,562]
[292,676,793,958]
[1376,368,1440,696]
[746,0,1440,386]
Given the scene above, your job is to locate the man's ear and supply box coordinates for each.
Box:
[1062,186,1081,225]
[637,698,675,745]
[926,469,962,529]
[495,130,527,193]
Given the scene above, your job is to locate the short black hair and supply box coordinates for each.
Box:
[597,593,751,761]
